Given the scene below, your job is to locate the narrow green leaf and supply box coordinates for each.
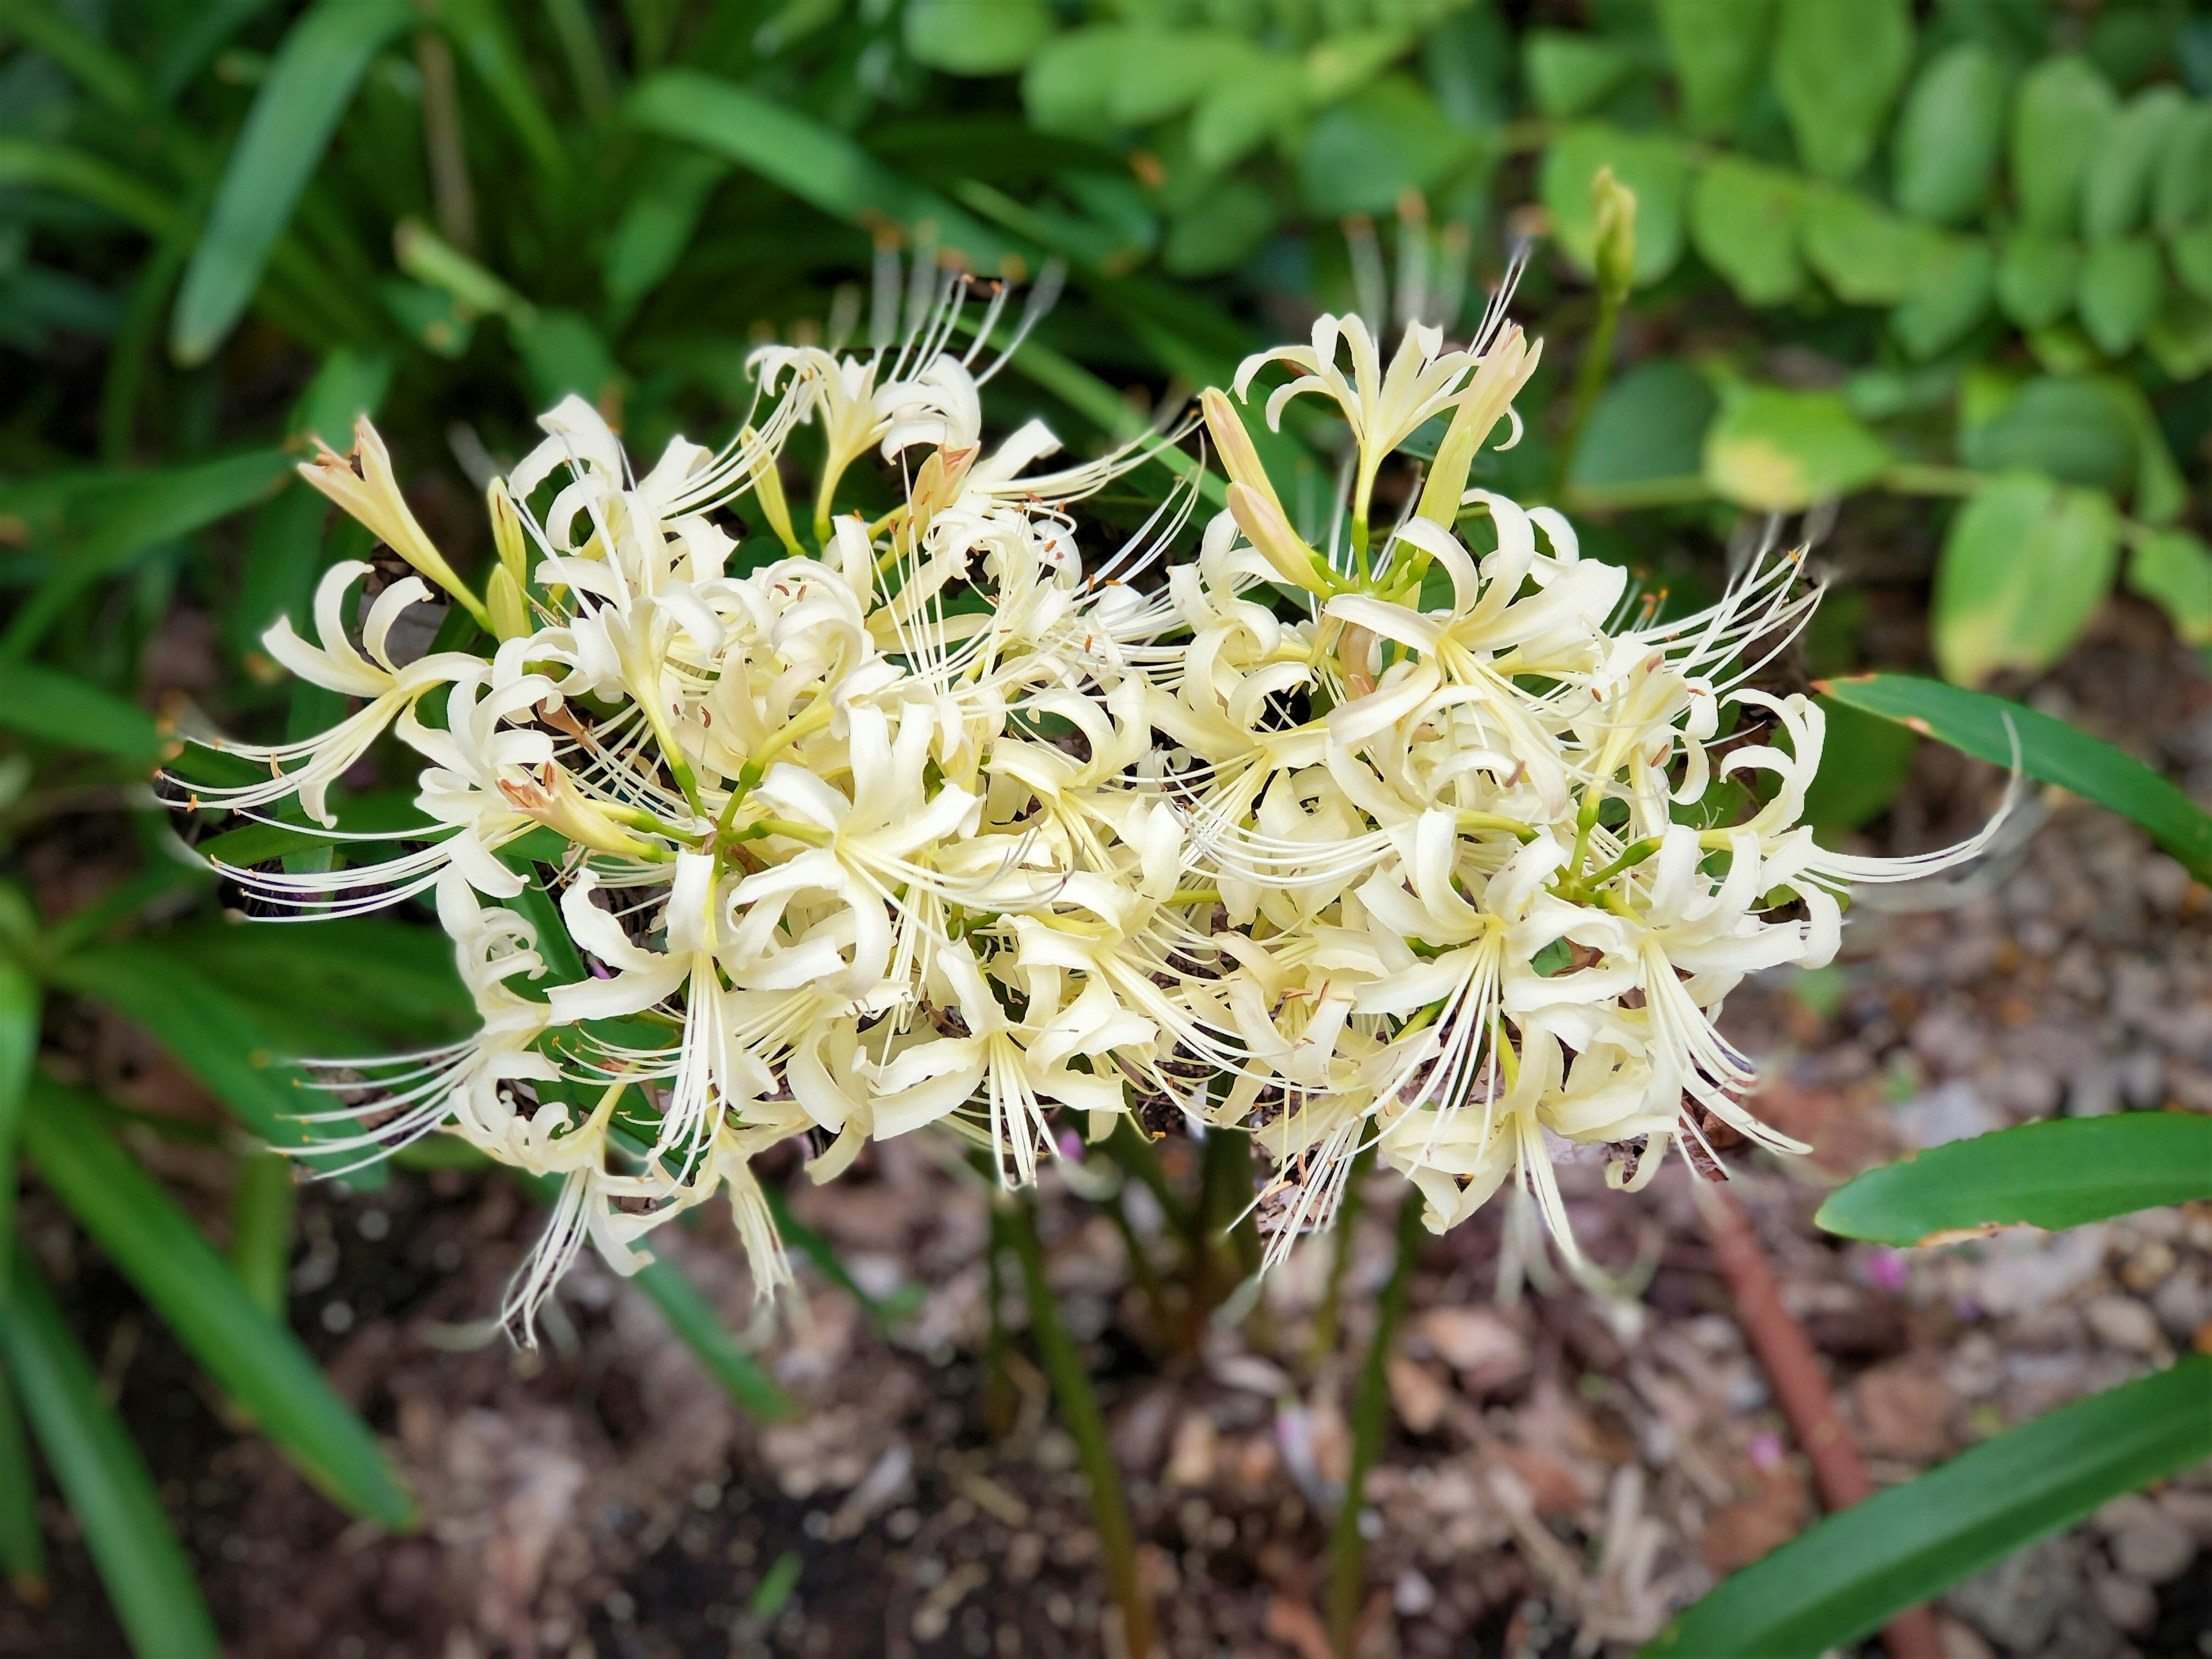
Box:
[0,957,39,1304]
[1804,695,1917,832]
[1817,1114,2212,1245]
[604,151,729,308]
[0,662,164,760]
[169,0,414,365]
[0,1357,45,1599]
[23,1078,414,1528]
[1,1254,220,1659]
[1813,671,2212,880]
[1644,1356,2212,1657]
[1930,473,2118,687]
[436,0,568,176]
[628,1256,797,1420]
[228,1149,298,1321]
[1773,0,1914,181]
[48,942,385,1188]
[0,138,188,243]
[627,70,1024,272]
[1891,42,2008,226]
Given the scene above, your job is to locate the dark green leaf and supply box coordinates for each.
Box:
[904,0,1054,75]
[1162,180,1278,278]
[1813,672,2212,880]
[2126,529,2212,650]
[1654,0,1774,137]
[48,942,385,1187]
[287,347,392,448]
[153,915,472,1051]
[1891,43,2009,226]
[628,70,1024,272]
[1805,696,1918,832]
[1539,124,1690,288]
[0,662,164,759]
[511,309,620,407]
[1702,387,1892,510]
[2145,287,2212,381]
[1566,359,1716,490]
[1690,155,1806,306]
[604,151,730,308]
[2083,86,2187,242]
[0,955,37,1304]
[1300,77,1478,221]
[2010,55,2119,237]
[1,1254,220,1659]
[23,1079,414,1527]
[1996,232,2081,328]
[1523,31,1633,119]
[2075,237,2164,355]
[628,1256,797,1420]
[228,1149,297,1321]
[1817,1113,2212,1245]
[170,0,414,364]
[1931,473,2118,687]
[0,1355,44,1599]
[1773,0,1914,181]
[1959,376,2138,496]
[437,0,568,177]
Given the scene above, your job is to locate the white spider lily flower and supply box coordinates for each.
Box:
[300,417,492,631]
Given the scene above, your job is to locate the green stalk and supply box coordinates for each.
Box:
[1308,1142,1376,1366]
[980,1205,1017,1438]
[1003,1192,1153,1658]
[1099,1116,1187,1234]
[0,1355,45,1602]
[227,1149,296,1321]
[1327,1192,1425,1658]
[1551,290,1621,495]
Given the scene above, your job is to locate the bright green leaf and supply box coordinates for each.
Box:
[1190,54,1307,172]
[1,1255,220,1659]
[1817,1113,2212,1246]
[0,662,164,759]
[1020,26,1134,138]
[1566,359,1715,490]
[1690,154,1806,306]
[2083,86,2187,242]
[2152,102,2212,234]
[2075,236,2164,354]
[22,1079,415,1528]
[169,0,414,365]
[904,0,1054,77]
[1891,43,2009,225]
[2010,55,2119,236]
[1539,124,1690,289]
[1523,30,1632,119]
[2127,529,2212,649]
[1995,232,2080,328]
[1815,672,2212,879]
[1932,474,2118,687]
[1774,0,1914,181]
[604,151,729,308]
[1892,237,1994,360]
[1702,387,1893,511]
[1654,0,1774,138]
[1300,77,1476,219]
[1646,1356,2212,1658]
[1801,188,1945,305]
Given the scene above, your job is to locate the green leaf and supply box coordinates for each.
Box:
[0,662,164,759]
[1539,124,1690,289]
[1162,180,1278,278]
[1690,154,1806,306]
[904,0,1054,75]
[2010,55,2119,237]
[2126,528,2212,649]
[154,915,471,1053]
[436,0,568,177]
[1654,0,1774,138]
[511,309,620,408]
[1959,375,2137,496]
[1817,1114,2212,1246]
[604,151,729,308]
[228,1149,297,1321]
[1190,53,1309,171]
[1814,672,2212,880]
[0,1356,45,1599]
[1804,696,1918,832]
[1645,1355,2212,1658]
[1801,188,1945,305]
[2151,102,2212,234]
[1891,42,2009,225]
[169,0,414,365]
[0,955,37,1303]
[627,69,1024,273]
[628,1256,797,1420]
[1,1254,220,1659]
[22,1079,414,1528]
[1995,232,2081,328]
[1892,237,1994,361]
[2145,287,2212,382]
[1702,387,1893,511]
[48,942,384,1187]
[1566,359,1716,490]
[1524,31,1633,119]
[2082,86,2187,242]
[1773,0,1914,181]
[1300,77,1478,220]
[1020,26,1134,138]
[1931,474,2118,687]
[2075,236,2164,355]
[287,347,392,448]
[2173,222,2212,302]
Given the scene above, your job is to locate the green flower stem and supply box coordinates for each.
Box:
[227,1148,296,1321]
[1328,1190,1424,1658]
[1552,291,1622,496]
[1308,1141,1375,1366]
[980,1205,1018,1438]
[1003,1190,1153,1659]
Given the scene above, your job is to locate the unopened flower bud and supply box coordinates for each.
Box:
[1591,166,1637,306]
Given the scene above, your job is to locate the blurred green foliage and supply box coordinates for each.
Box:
[0,0,2207,1649]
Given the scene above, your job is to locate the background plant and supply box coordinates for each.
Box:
[0,0,2205,1653]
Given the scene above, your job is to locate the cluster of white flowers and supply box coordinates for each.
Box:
[178,270,1995,1331]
